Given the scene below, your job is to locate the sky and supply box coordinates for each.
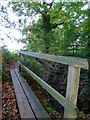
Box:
[0,0,42,51]
[0,21,24,51]
[0,1,23,51]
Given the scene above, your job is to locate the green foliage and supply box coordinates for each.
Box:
[2,69,10,82]
[43,99,49,106]
[1,46,19,82]
[14,1,88,57]
[21,56,46,79]
[1,1,89,57]
[1,46,18,63]
[43,99,57,114]
[46,107,56,114]
[77,111,85,118]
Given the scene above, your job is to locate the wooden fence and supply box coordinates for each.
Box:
[18,50,90,118]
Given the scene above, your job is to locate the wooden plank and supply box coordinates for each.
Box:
[10,69,35,119]
[18,51,89,70]
[21,54,26,62]
[15,69,50,119]
[18,61,77,118]
[64,66,81,118]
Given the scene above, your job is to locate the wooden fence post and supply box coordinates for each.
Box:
[64,65,81,118]
[19,50,24,71]
[19,49,25,62]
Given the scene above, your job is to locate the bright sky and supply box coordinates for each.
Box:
[0,1,42,51]
[0,24,24,51]
[0,1,23,51]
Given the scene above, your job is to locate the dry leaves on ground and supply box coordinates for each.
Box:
[2,82,20,120]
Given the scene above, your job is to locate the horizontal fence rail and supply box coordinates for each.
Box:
[18,50,90,118]
[19,51,90,70]
[18,61,77,118]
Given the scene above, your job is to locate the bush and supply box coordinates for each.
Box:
[1,46,18,64]
[0,46,19,82]
[21,56,46,79]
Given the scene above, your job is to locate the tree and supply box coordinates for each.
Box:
[17,1,88,55]
[1,1,89,57]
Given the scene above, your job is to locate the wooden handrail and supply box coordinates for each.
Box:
[18,61,77,118]
[19,51,90,70]
[18,50,90,118]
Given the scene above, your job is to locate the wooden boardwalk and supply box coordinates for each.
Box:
[10,68,50,119]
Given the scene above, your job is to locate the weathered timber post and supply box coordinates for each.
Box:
[19,49,24,71]
[64,66,81,118]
